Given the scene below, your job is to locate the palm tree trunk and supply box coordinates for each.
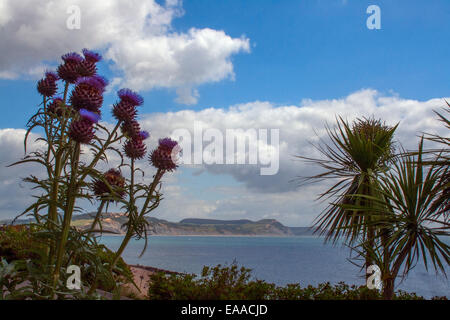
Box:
[382,276,395,299]
[364,179,375,281]
[381,229,393,299]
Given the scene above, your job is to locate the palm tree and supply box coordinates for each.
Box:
[425,102,450,220]
[297,116,398,278]
[345,139,449,299]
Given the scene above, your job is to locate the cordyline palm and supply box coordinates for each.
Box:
[297,116,398,276]
[425,102,450,219]
[344,139,449,299]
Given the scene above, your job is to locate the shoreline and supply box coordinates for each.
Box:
[97,233,317,238]
[123,264,184,299]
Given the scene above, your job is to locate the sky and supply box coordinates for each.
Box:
[0,0,449,226]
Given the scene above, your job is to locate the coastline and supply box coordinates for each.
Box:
[123,264,182,299]
[98,233,316,238]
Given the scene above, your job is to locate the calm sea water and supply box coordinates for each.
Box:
[99,235,449,298]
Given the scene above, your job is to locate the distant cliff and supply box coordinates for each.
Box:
[68,213,315,236]
[2,213,315,236]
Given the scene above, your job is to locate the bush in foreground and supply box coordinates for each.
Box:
[0,225,133,299]
[147,263,446,300]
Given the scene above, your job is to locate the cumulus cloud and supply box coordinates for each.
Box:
[140,89,449,193]
[0,129,46,220]
[0,90,448,225]
[0,0,249,103]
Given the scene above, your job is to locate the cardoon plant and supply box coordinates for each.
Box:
[10,49,181,298]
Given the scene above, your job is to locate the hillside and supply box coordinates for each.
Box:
[2,213,315,236]
[2,213,314,236]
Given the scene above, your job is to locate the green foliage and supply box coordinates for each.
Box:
[147,263,433,300]
[4,49,179,298]
[297,116,398,244]
[147,263,274,300]
[0,224,133,298]
[0,225,46,262]
[297,112,449,299]
[0,257,101,300]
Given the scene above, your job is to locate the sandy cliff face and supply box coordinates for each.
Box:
[66,213,314,236]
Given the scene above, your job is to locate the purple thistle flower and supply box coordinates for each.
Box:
[61,52,83,64]
[79,109,101,123]
[121,120,141,138]
[149,138,181,171]
[45,71,59,81]
[117,88,144,106]
[112,100,137,122]
[93,168,126,200]
[70,76,106,112]
[82,49,102,63]
[47,97,65,117]
[77,59,97,77]
[92,75,109,88]
[37,77,58,97]
[76,75,108,92]
[124,138,147,160]
[58,53,83,83]
[158,137,178,151]
[139,131,150,140]
[69,119,95,144]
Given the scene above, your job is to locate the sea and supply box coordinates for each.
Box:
[99,235,450,299]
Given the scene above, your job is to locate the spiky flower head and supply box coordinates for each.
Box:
[62,52,83,64]
[118,88,144,106]
[93,168,125,200]
[79,108,101,123]
[158,137,179,151]
[57,52,83,83]
[78,50,103,76]
[47,97,65,117]
[121,120,141,139]
[112,100,137,122]
[77,59,97,77]
[124,138,147,160]
[82,49,102,63]
[37,71,59,97]
[77,75,108,91]
[68,119,95,144]
[70,76,108,112]
[149,138,181,171]
[45,71,59,81]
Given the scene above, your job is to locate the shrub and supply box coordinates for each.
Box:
[147,263,436,300]
[0,224,133,298]
[0,225,46,262]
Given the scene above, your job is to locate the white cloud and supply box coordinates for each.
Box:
[138,90,448,225]
[0,0,249,103]
[0,90,448,226]
[175,87,200,105]
[0,129,46,220]
[140,89,449,193]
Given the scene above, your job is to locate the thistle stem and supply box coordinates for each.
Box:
[78,121,121,184]
[111,158,136,268]
[52,142,81,290]
[139,169,164,217]
[47,82,71,267]
[48,81,70,226]
[88,200,106,234]
[111,168,164,269]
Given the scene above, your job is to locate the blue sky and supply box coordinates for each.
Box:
[1,0,449,128]
[0,0,449,225]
